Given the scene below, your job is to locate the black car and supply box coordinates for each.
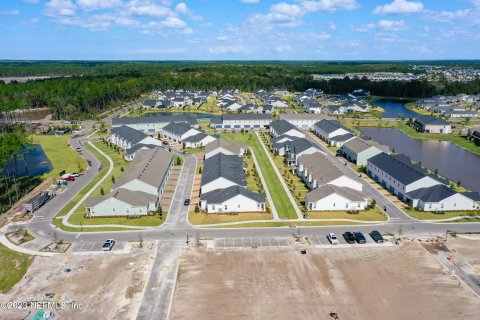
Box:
[354,232,366,244]
[369,230,384,243]
[343,232,356,244]
[183,199,191,206]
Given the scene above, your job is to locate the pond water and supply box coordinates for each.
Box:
[2,144,53,177]
[373,99,419,118]
[359,127,480,192]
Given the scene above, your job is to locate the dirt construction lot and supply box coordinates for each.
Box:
[1,247,155,320]
[171,242,479,320]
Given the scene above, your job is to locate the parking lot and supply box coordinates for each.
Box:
[214,231,391,249]
[71,240,131,253]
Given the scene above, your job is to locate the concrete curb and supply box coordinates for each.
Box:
[0,233,56,257]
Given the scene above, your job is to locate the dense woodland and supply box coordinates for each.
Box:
[1,61,480,120]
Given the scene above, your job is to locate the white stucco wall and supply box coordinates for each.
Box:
[202,194,265,213]
[306,193,367,211]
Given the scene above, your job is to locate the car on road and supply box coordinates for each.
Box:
[354,232,366,244]
[343,232,356,244]
[369,230,384,243]
[63,176,75,181]
[326,233,338,245]
[75,147,82,152]
[103,239,115,251]
[162,141,169,146]
[184,199,191,206]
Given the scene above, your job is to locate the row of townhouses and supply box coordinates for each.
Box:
[200,139,266,213]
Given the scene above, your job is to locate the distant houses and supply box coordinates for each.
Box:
[85,148,173,217]
[161,122,216,148]
[278,113,330,129]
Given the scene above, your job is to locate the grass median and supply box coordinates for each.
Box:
[220,132,298,219]
[403,208,480,221]
[189,212,272,225]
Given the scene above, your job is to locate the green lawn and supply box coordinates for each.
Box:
[398,124,480,155]
[220,132,298,219]
[308,207,387,221]
[32,135,87,179]
[189,212,272,225]
[51,219,143,232]
[404,102,431,115]
[404,208,480,220]
[0,244,33,293]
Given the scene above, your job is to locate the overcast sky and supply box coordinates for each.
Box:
[1,0,479,60]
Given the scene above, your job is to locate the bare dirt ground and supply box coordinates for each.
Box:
[447,235,480,273]
[171,242,480,320]
[1,247,155,320]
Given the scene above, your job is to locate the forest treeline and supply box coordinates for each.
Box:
[1,61,480,120]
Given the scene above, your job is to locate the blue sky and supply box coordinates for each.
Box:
[0,0,479,60]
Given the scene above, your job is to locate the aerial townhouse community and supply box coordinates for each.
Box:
[416,94,480,118]
[312,119,356,147]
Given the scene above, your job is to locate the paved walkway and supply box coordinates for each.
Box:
[249,147,280,221]
[255,132,303,220]
[0,230,55,257]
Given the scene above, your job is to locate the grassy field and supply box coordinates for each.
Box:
[32,135,87,179]
[308,207,387,221]
[51,218,143,232]
[404,208,480,220]
[220,132,298,219]
[189,212,272,225]
[404,102,431,115]
[68,212,165,227]
[397,124,480,155]
[0,244,33,293]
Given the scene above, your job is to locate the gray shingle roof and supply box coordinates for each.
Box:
[407,184,458,202]
[162,122,195,136]
[113,147,173,190]
[368,153,435,185]
[297,153,344,185]
[305,185,366,203]
[201,153,247,186]
[314,119,350,134]
[412,115,450,126]
[342,137,390,154]
[270,120,302,136]
[125,143,158,156]
[204,138,247,155]
[183,132,210,143]
[110,125,147,145]
[330,133,355,143]
[221,114,272,121]
[200,185,265,203]
[463,192,480,201]
[86,188,157,208]
[286,138,321,155]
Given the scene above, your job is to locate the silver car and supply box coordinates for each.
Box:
[326,233,338,245]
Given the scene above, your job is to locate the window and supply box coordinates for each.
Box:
[224,205,228,210]
[333,203,336,207]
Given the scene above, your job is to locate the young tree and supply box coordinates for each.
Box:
[100,188,105,196]
[198,166,202,174]
[111,175,115,183]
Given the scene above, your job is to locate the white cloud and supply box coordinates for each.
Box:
[175,2,202,21]
[128,1,174,18]
[160,16,187,29]
[373,0,424,15]
[44,0,77,17]
[301,0,359,12]
[0,10,21,15]
[75,0,123,10]
[240,0,260,3]
[423,9,471,23]
[377,19,406,30]
[328,22,336,30]
[208,46,250,55]
[23,0,39,3]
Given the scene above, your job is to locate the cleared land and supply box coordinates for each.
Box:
[171,242,480,320]
[32,135,87,179]
[1,247,154,320]
[0,244,33,293]
[220,132,297,219]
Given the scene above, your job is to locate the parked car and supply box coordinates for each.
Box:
[64,176,75,181]
[369,230,384,243]
[343,232,356,244]
[75,147,82,152]
[184,199,191,206]
[326,233,338,245]
[162,141,169,146]
[354,232,366,244]
[103,239,115,251]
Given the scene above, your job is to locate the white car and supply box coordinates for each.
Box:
[326,233,338,245]
[75,147,82,152]
[103,239,115,251]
